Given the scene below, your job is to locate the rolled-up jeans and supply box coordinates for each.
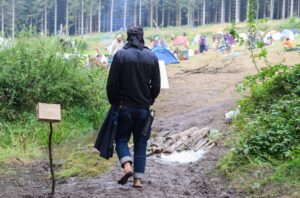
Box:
[115,106,150,179]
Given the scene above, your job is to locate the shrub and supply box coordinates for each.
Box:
[0,31,108,150]
[228,64,300,164]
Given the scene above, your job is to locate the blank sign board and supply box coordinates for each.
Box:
[36,103,61,122]
[159,60,169,89]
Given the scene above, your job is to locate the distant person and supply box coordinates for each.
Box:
[199,35,206,54]
[107,26,160,188]
[182,32,189,49]
[109,34,124,57]
[283,37,293,49]
[88,47,108,68]
[149,37,155,48]
[219,35,230,53]
[175,32,189,49]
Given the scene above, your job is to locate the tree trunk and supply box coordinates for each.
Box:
[1,0,4,37]
[235,0,240,23]
[229,0,232,22]
[66,0,69,36]
[298,0,300,17]
[155,2,158,25]
[202,0,206,25]
[176,1,179,26]
[89,5,93,33]
[85,14,89,33]
[256,0,260,19]
[291,0,294,17]
[110,0,114,32]
[75,12,77,35]
[139,0,142,25]
[221,0,225,23]
[123,0,127,29]
[167,4,171,26]
[98,0,101,32]
[277,0,280,19]
[44,0,48,35]
[133,0,137,26]
[54,0,57,35]
[282,0,286,19]
[12,0,15,38]
[161,0,165,26]
[198,4,200,26]
[263,0,267,18]
[81,0,84,35]
[270,0,274,19]
[187,2,190,25]
[214,4,218,23]
[179,3,181,26]
[150,0,153,27]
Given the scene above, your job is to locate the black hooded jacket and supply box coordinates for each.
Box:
[106,44,161,108]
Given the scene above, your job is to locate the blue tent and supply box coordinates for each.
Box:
[151,47,180,65]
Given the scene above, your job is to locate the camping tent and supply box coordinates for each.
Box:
[263,30,282,43]
[281,29,295,40]
[291,29,299,35]
[151,47,180,65]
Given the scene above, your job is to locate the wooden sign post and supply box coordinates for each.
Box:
[36,103,61,196]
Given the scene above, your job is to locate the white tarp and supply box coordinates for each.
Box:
[159,60,169,89]
[193,34,200,44]
[160,149,206,164]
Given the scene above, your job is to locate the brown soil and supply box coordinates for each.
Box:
[1,47,299,198]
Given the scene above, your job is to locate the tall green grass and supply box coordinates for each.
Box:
[0,30,108,161]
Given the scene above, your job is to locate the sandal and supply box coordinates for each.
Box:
[132,184,143,188]
[117,171,133,185]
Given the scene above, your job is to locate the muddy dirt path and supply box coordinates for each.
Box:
[2,50,297,198]
[51,53,256,198]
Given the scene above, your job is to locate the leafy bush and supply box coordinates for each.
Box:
[0,31,108,151]
[227,64,300,164]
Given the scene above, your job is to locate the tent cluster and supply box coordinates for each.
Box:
[237,29,299,43]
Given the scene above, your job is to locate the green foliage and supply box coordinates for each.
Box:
[0,31,108,157]
[279,17,300,30]
[221,64,300,196]
[234,64,299,162]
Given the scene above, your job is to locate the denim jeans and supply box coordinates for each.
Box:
[115,106,150,179]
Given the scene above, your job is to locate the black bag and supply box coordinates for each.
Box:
[141,110,155,137]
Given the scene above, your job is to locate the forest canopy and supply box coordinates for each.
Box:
[0,0,299,37]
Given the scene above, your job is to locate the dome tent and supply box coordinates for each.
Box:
[281,29,295,40]
[151,47,179,65]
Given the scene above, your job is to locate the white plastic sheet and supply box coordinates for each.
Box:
[159,60,169,89]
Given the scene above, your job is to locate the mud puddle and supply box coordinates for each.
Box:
[159,149,207,164]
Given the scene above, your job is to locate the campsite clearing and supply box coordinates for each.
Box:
[1,37,299,197]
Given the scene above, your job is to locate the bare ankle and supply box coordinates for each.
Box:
[134,178,141,185]
[123,162,132,173]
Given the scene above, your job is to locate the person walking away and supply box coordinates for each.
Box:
[107,26,161,188]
